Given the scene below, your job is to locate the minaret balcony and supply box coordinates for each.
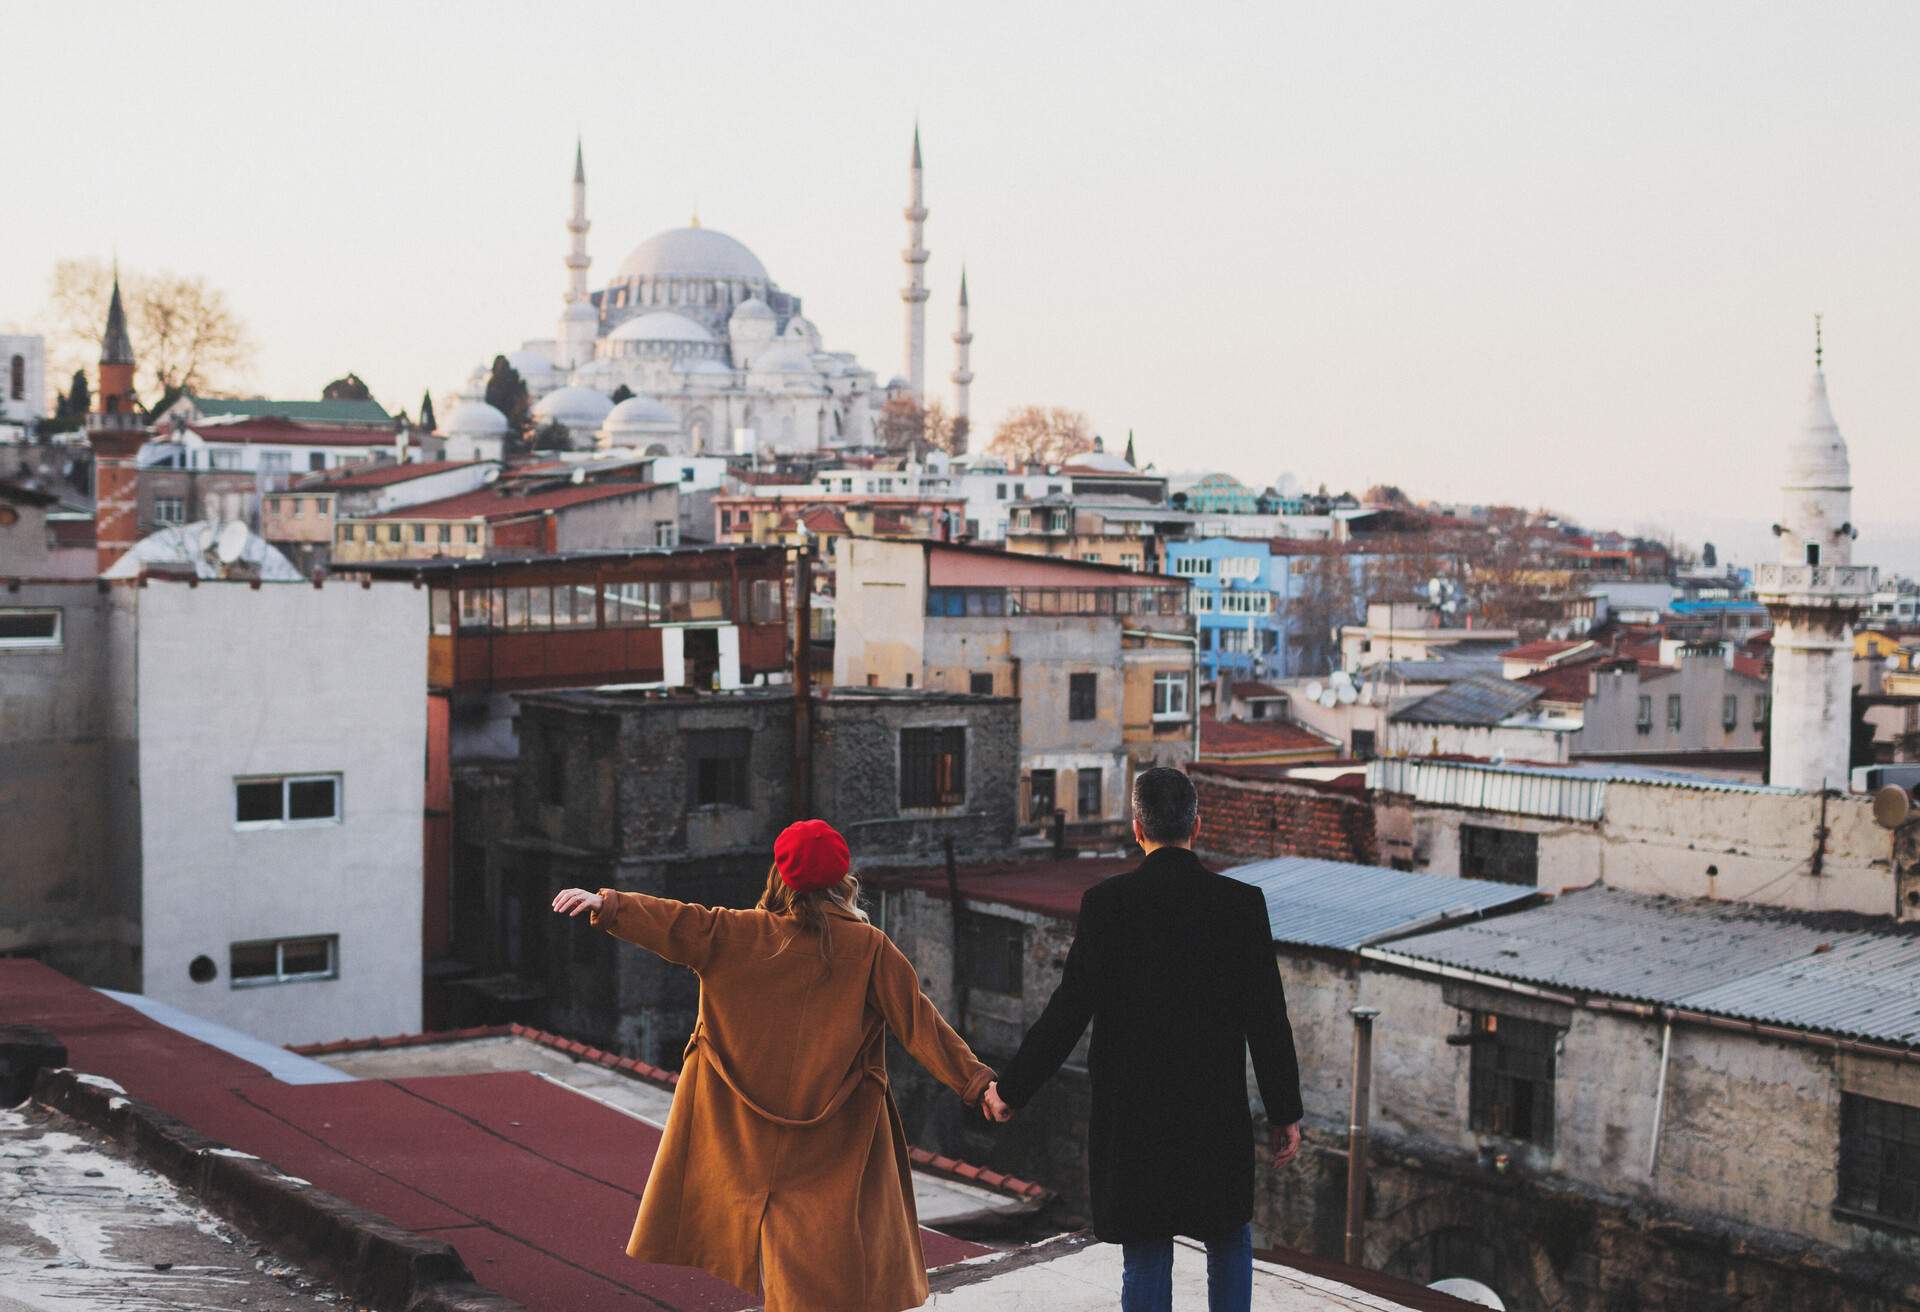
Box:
[1754,561,1877,605]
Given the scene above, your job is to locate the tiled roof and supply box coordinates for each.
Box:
[188,416,397,447]
[1389,674,1543,726]
[364,481,666,521]
[1501,639,1589,662]
[1376,885,1920,1048]
[1517,657,1606,703]
[863,856,1136,920]
[1230,680,1288,699]
[1199,718,1340,758]
[282,460,483,492]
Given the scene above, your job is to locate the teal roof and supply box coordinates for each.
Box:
[186,394,392,426]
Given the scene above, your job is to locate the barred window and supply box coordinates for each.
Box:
[1069,673,1097,721]
[1839,1093,1920,1227]
[901,727,965,808]
[686,730,750,808]
[1459,824,1537,886]
[959,913,1024,995]
[1466,1012,1557,1147]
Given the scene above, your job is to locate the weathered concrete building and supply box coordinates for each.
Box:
[474,685,1021,1061]
[834,538,1196,836]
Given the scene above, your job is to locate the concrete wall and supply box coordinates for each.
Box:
[0,582,140,986]
[552,485,679,551]
[1385,719,1570,763]
[1572,656,1767,756]
[136,580,427,1044]
[833,537,927,689]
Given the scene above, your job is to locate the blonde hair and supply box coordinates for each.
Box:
[757,863,868,964]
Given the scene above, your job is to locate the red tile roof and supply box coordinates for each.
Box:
[1230,680,1288,699]
[1198,718,1341,758]
[864,856,1135,920]
[1502,639,1588,663]
[283,460,483,493]
[365,481,665,521]
[1732,654,1769,681]
[1518,658,1603,703]
[188,416,397,447]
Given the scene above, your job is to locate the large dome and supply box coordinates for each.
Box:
[607,311,715,344]
[532,385,615,429]
[615,226,768,282]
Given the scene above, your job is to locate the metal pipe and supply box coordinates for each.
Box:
[791,544,814,818]
[944,836,969,1036]
[1344,1006,1379,1267]
[1647,1017,1673,1179]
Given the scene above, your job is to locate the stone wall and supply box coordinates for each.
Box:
[1191,767,1379,866]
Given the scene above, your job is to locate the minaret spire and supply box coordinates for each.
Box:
[1814,312,1824,371]
[557,137,597,371]
[949,265,973,453]
[901,122,930,398]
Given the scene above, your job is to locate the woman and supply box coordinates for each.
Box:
[551,818,994,1312]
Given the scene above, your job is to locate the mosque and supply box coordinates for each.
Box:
[443,127,969,459]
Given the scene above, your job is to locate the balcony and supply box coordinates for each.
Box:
[1754,563,1878,606]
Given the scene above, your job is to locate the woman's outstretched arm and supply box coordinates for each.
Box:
[869,936,994,1105]
[553,887,727,972]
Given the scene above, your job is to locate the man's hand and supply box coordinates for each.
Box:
[980,1082,1014,1123]
[1271,1121,1302,1170]
[552,888,604,917]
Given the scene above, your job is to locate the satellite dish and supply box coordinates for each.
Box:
[482,466,501,484]
[1319,688,1338,708]
[1429,1278,1505,1309]
[1304,682,1324,702]
[1337,683,1358,704]
[1873,785,1912,830]
[215,520,249,565]
[1331,670,1353,689]
[571,467,586,485]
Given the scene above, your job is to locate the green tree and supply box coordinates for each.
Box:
[609,384,634,405]
[484,356,530,431]
[322,373,372,401]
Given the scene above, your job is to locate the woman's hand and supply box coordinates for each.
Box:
[552,888,605,917]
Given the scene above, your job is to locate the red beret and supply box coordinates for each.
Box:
[774,819,850,894]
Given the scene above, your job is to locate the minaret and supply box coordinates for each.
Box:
[90,269,146,573]
[1755,318,1878,791]
[557,138,597,371]
[901,123,929,397]
[948,266,973,453]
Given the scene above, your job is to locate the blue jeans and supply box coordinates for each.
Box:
[1120,1223,1253,1312]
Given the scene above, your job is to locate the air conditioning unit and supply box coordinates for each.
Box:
[1851,763,1920,795]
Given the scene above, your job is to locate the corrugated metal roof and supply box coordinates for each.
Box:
[1367,757,1797,823]
[1373,886,1920,1048]
[1390,675,1542,726]
[1221,856,1539,950]
[1368,657,1505,685]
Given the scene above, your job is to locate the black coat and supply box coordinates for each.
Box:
[995,846,1303,1244]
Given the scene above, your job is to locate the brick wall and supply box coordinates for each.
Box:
[1191,767,1378,866]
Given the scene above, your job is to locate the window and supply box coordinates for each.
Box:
[147,495,188,526]
[260,451,291,474]
[969,672,994,695]
[1807,543,1820,566]
[1466,1012,1556,1147]
[1080,552,1101,563]
[430,590,452,636]
[1755,694,1769,729]
[654,521,679,547]
[230,935,338,988]
[1152,670,1189,720]
[412,523,427,543]
[386,525,402,544]
[901,727,966,808]
[337,525,352,543]
[1078,767,1103,819]
[958,913,1024,995]
[234,774,341,827]
[1120,553,1141,571]
[1192,591,1215,613]
[1221,591,1271,615]
[1839,1093,1920,1228]
[438,524,451,544]
[1069,673,1097,721]
[1635,694,1652,732]
[1459,824,1537,885]
[464,525,481,544]
[1723,694,1738,731]
[995,483,1008,500]
[1173,556,1214,577]
[1667,694,1683,731]
[1350,728,1377,760]
[0,608,62,650]
[687,730,750,807]
[8,353,22,401]
[309,453,326,472]
[1029,769,1057,820]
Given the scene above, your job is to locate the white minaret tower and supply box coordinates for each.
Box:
[557,138,597,371]
[1756,317,1878,792]
[901,124,929,397]
[949,265,973,452]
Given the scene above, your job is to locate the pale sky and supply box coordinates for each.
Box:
[7,2,1918,571]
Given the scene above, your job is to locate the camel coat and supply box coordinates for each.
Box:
[591,889,993,1312]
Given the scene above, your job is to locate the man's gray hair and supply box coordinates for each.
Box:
[1131,767,1198,844]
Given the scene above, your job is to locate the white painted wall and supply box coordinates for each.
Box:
[135,580,426,1043]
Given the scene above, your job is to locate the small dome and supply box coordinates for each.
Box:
[607,311,715,344]
[730,296,776,322]
[600,395,681,442]
[750,344,817,375]
[1785,370,1852,487]
[506,346,558,382]
[532,385,615,429]
[443,399,509,435]
[616,227,768,282]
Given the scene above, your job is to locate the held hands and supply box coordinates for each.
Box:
[979,1081,1014,1123]
[1271,1121,1302,1170]
[552,888,605,917]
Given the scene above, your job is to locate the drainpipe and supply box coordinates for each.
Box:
[792,543,814,819]
[1345,1006,1379,1267]
[1647,1014,1673,1180]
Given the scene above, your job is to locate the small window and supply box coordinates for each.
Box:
[1466,1011,1557,1147]
[655,521,678,547]
[969,672,993,696]
[412,524,427,543]
[958,913,1024,995]
[309,453,326,472]
[687,729,750,808]
[1152,670,1189,719]
[1807,543,1820,566]
[1839,1092,1920,1228]
[1667,694,1683,731]
[1723,694,1738,731]
[1350,728,1377,760]
[901,726,966,808]
[465,525,480,544]
[1755,694,1769,729]
[1077,767,1103,819]
[1635,694,1652,731]
[1028,768,1056,820]
[438,524,451,544]
[1459,824,1537,886]
[230,934,338,988]
[0,608,62,651]
[1068,673,1097,721]
[234,774,341,827]
[154,497,186,526]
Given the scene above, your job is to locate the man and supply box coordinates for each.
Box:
[984,767,1303,1312]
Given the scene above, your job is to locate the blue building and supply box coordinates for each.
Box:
[1167,538,1375,681]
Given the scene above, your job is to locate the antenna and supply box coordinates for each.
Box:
[571,467,586,485]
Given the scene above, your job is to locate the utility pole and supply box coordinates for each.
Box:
[791,543,814,819]
[1344,1006,1380,1267]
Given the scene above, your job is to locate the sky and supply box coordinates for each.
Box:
[6,1,1918,572]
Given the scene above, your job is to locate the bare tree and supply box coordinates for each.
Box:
[921,400,970,455]
[45,258,255,403]
[876,394,925,452]
[1277,547,1363,676]
[988,405,1094,467]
